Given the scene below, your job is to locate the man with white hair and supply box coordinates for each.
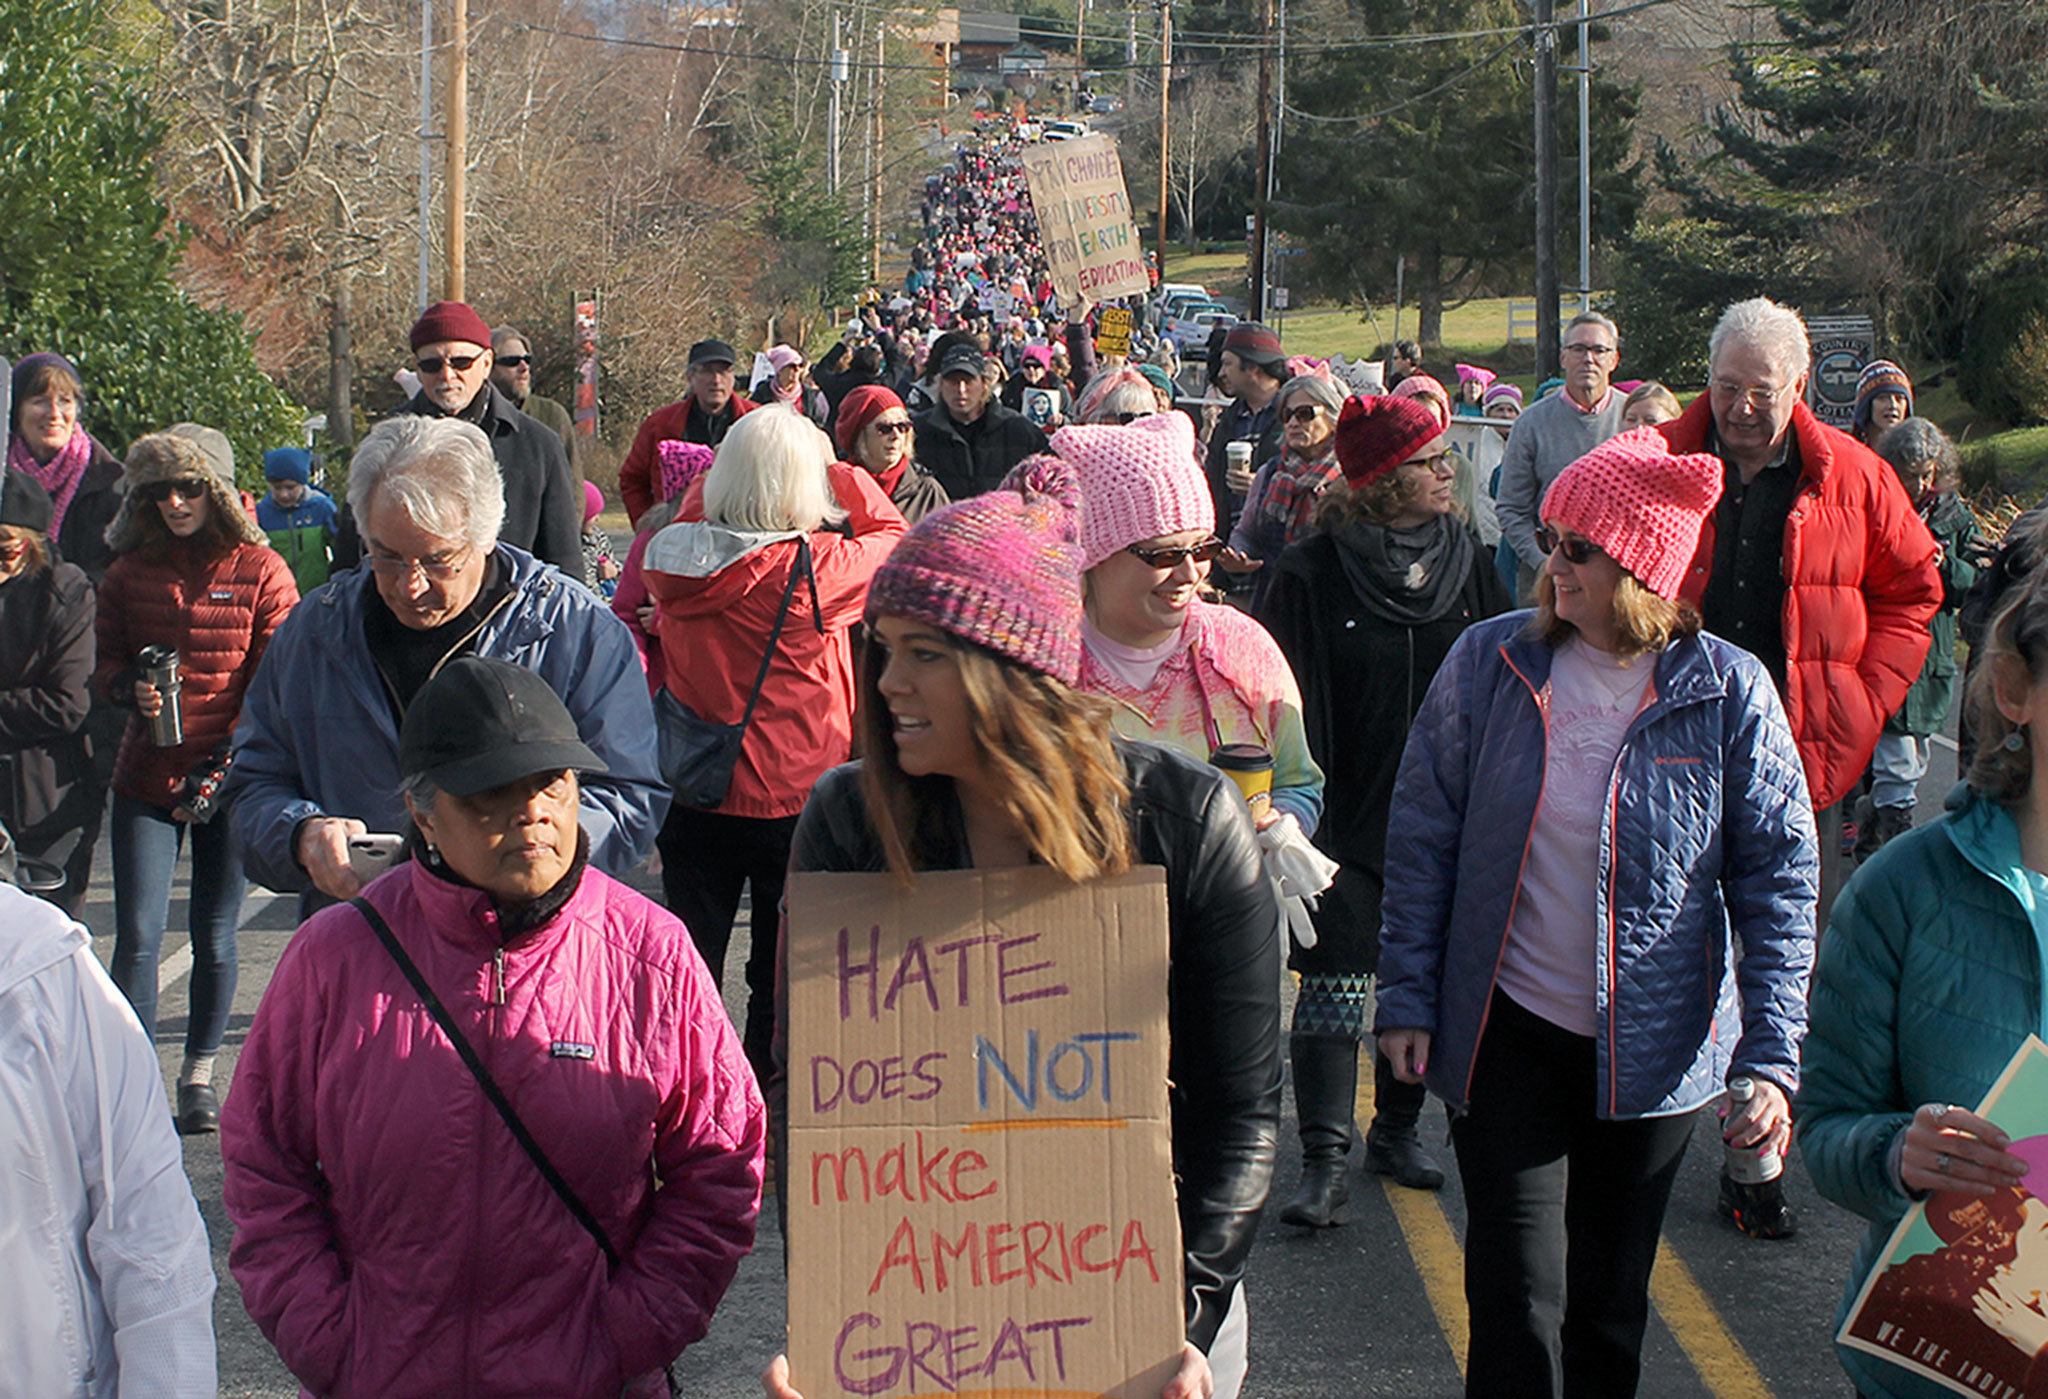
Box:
[229,416,666,915]
[1661,296,1939,1239]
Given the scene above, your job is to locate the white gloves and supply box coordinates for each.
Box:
[1255,811,1340,950]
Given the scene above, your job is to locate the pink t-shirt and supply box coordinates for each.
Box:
[1497,639,1656,1037]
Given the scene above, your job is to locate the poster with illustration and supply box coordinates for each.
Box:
[1841,1036,2048,1396]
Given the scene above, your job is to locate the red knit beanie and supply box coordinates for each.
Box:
[834,385,906,458]
[410,300,494,352]
[1539,428,1726,601]
[1333,394,1443,486]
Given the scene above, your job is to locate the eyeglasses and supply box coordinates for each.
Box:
[366,545,472,580]
[1536,526,1605,565]
[1709,379,1792,410]
[1108,410,1155,425]
[417,354,483,375]
[140,478,209,503]
[871,420,915,436]
[495,354,531,368]
[1400,450,1458,477]
[1126,537,1223,570]
[1561,342,1616,359]
[1284,405,1325,424]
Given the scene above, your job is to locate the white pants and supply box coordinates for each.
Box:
[1208,1283,1250,1399]
[1870,732,1934,810]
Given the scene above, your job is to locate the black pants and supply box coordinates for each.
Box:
[1815,799,1845,935]
[1451,992,1696,1399]
[657,805,799,1087]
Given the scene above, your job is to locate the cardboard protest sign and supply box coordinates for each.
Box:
[1841,1036,2048,1396]
[1021,135,1152,309]
[1446,416,1510,493]
[1095,306,1135,358]
[785,866,1184,1399]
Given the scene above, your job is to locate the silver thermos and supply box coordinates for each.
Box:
[135,645,184,747]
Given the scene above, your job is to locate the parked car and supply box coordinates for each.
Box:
[1088,93,1123,114]
[1043,119,1088,142]
[1153,290,1215,332]
[1164,300,1232,344]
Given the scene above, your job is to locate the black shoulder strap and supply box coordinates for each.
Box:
[350,897,619,1269]
[738,535,819,731]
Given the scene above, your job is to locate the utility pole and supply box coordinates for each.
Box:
[1155,0,1171,266]
[416,0,432,314]
[1533,0,1560,380]
[828,12,845,195]
[871,24,885,283]
[1250,0,1274,321]
[445,0,468,302]
[1076,0,1088,80]
[1576,0,1593,314]
[1125,6,1137,111]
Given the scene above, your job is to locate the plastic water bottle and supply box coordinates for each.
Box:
[1723,1077,1784,1185]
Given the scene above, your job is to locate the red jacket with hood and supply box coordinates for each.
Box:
[1661,396,1940,809]
[641,463,905,819]
[617,394,758,525]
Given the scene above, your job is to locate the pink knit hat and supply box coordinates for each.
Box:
[865,456,1085,684]
[656,439,716,503]
[1539,428,1726,601]
[1391,373,1452,429]
[1048,413,1213,569]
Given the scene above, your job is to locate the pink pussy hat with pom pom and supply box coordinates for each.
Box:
[1539,427,1725,602]
[865,455,1087,684]
[1048,412,1212,570]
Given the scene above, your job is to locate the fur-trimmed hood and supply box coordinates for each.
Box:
[103,430,266,555]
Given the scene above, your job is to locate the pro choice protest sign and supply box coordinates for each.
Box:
[1021,135,1152,308]
[785,865,1184,1398]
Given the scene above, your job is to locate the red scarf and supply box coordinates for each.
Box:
[874,461,909,496]
[8,428,95,537]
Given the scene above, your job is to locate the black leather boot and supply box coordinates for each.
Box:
[1280,1033,1358,1228]
[1363,1048,1445,1191]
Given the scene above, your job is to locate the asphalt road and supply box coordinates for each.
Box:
[86,731,1962,1398]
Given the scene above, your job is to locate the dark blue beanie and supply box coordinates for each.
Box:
[262,447,311,484]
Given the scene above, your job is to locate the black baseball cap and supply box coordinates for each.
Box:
[398,656,606,797]
[0,469,53,535]
[687,339,738,370]
[936,345,988,378]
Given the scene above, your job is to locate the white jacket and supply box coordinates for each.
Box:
[0,884,216,1397]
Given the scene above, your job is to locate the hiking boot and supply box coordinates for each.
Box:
[1362,1048,1444,1191]
[1718,1169,1798,1240]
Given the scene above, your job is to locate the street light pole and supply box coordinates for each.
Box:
[1155,0,1171,266]
[1577,0,1593,314]
[445,0,467,302]
[416,0,432,314]
[1251,0,1273,321]
[1533,0,1560,379]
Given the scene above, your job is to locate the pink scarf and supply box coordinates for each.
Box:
[8,428,94,537]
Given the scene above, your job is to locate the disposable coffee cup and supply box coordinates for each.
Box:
[1211,743,1274,820]
[135,644,184,748]
[1225,439,1255,494]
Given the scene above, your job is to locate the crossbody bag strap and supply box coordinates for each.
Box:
[737,535,813,732]
[349,897,620,1269]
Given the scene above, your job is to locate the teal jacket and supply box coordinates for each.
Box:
[1886,491,1979,738]
[1798,787,2048,1399]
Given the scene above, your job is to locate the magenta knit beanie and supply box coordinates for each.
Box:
[1049,413,1212,569]
[864,455,1085,684]
[1539,428,1726,601]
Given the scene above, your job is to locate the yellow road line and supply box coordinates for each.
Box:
[1349,1042,1774,1396]
[1650,1240,1775,1399]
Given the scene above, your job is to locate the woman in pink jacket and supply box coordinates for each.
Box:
[221,655,767,1399]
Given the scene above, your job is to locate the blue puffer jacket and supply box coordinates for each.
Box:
[1375,612,1817,1117]
[228,545,668,899]
[1799,789,2048,1399]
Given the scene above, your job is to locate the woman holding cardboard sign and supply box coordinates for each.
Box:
[763,456,1283,1399]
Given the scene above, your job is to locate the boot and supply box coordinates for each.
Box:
[1279,1033,1358,1228]
[1850,794,1880,862]
[1363,1048,1446,1191]
[1870,803,1915,853]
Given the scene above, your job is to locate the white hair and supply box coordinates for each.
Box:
[347,415,505,549]
[1709,298,1810,384]
[701,405,848,532]
[1565,310,1620,349]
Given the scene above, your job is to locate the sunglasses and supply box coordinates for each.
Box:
[495,354,531,368]
[417,353,483,375]
[871,420,915,436]
[140,478,209,504]
[1283,405,1325,424]
[1127,537,1223,569]
[1108,410,1156,425]
[1536,526,1605,565]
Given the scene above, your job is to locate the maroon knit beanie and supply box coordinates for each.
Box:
[834,385,906,458]
[409,301,494,352]
[1333,394,1443,486]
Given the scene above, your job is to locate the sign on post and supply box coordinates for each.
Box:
[1095,306,1135,357]
[1806,314,1876,431]
[784,866,1185,1399]
[1020,134,1152,309]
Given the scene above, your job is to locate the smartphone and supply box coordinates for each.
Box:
[346,833,405,883]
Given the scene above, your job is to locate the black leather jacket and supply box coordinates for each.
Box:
[775,739,1282,1350]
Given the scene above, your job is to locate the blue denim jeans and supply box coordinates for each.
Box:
[109,792,244,1053]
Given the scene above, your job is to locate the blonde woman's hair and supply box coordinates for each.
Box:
[858,632,1135,884]
[1622,381,1682,424]
[1528,569,1700,661]
[702,405,848,532]
[1966,562,2048,804]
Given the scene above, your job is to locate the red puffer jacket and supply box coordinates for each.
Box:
[93,541,299,808]
[221,860,767,1399]
[1663,397,1940,809]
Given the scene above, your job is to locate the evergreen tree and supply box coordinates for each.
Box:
[0,0,301,471]
[748,117,868,322]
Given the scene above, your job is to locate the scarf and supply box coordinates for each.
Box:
[1259,443,1342,544]
[874,461,909,497]
[1333,515,1474,627]
[8,428,95,538]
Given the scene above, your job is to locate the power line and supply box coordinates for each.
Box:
[1282,33,1523,126]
